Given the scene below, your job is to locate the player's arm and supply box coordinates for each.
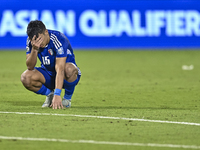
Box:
[50,57,67,109]
[26,35,43,70]
[55,57,67,90]
[26,52,38,70]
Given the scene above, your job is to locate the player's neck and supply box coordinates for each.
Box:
[46,33,50,46]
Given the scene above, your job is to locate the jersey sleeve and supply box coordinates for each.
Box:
[52,33,69,58]
[26,37,32,55]
[55,46,67,57]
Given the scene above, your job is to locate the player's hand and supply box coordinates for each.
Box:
[31,35,43,51]
[50,95,63,109]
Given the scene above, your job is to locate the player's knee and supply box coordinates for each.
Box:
[20,71,32,88]
[65,63,78,79]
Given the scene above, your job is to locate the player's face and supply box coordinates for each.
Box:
[38,30,50,48]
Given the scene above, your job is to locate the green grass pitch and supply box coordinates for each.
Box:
[0,50,200,150]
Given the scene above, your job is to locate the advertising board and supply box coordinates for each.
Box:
[0,0,200,49]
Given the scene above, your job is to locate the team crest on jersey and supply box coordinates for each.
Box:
[57,47,64,55]
[48,49,53,55]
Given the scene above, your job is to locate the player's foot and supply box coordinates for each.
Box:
[62,97,71,108]
[42,91,54,107]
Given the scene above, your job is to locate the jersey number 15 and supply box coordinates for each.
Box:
[42,56,50,65]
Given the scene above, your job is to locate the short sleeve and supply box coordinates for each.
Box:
[55,37,68,58]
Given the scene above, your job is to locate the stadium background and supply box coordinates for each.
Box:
[0,0,200,49]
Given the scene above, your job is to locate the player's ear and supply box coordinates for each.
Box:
[44,29,48,35]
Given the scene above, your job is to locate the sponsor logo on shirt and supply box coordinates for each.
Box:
[67,49,72,55]
[57,47,64,55]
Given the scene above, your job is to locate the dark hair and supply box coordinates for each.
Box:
[26,20,46,40]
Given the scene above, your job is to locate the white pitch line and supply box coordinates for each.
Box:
[0,111,200,126]
[0,136,200,149]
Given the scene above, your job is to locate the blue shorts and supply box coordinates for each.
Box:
[35,67,81,90]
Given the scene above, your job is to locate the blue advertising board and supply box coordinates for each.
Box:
[0,0,200,49]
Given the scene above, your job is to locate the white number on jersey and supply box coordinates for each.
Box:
[42,56,50,65]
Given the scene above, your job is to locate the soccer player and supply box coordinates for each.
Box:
[21,20,81,109]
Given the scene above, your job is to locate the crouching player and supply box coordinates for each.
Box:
[21,20,81,109]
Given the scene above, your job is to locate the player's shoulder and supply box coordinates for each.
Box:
[26,37,31,46]
[49,30,69,48]
[48,29,67,41]
[26,37,31,53]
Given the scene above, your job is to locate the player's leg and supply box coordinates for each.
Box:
[62,63,81,108]
[21,69,45,92]
[20,68,54,107]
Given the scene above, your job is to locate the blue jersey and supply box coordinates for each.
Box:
[26,30,78,76]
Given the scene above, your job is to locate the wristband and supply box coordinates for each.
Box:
[54,89,62,96]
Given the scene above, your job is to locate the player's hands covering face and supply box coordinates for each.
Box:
[31,35,43,51]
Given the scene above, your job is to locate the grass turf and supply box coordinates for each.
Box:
[0,50,200,150]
